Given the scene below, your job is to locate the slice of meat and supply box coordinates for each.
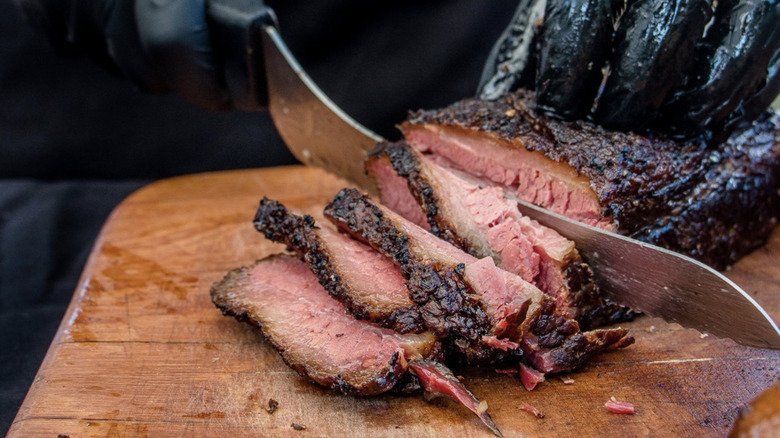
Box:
[324,188,633,372]
[366,141,634,329]
[519,363,545,391]
[409,360,503,437]
[368,140,539,279]
[604,397,635,415]
[402,90,780,269]
[253,198,423,333]
[211,255,501,435]
[210,254,439,395]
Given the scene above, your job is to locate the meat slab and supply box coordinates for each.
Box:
[366,140,634,329]
[402,90,780,269]
[324,188,633,372]
[210,254,439,395]
[253,198,424,333]
[211,254,503,435]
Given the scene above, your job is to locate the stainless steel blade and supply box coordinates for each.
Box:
[261,26,381,195]
[260,24,780,350]
[511,194,780,350]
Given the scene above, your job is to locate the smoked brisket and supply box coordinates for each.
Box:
[253,198,424,333]
[366,141,633,329]
[211,255,502,435]
[324,188,633,372]
[402,90,780,269]
[209,254,439,395]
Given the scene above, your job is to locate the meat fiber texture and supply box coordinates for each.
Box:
[402,90,780,270]
[366,141,634,330]
[253,198,424,333]
[210,254,439,395]
[212,237,501,433]
[324,188,633,373]
[256,196,629,373]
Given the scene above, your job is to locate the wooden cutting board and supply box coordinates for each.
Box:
[8,166,780,437]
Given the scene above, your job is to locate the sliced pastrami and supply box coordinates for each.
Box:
[253,198,423,333]
[210,254,439,395]
[367,141,633,329]
[324,188,633,372]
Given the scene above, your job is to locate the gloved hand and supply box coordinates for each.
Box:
[478,0,780,143]
[15,0,277,111]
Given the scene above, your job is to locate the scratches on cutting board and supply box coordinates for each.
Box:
[184,372,283,433]
[641,357,772,365]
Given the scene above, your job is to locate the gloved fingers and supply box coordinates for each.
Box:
[16,0,166,92]
[480,0,780,142]
[207,0,275,111]
[477,0,545,101]
[135,0,229,111]
[535,0,614,120]
[65,0,125,75]
[14,0,77,55]
[660,0,780,139]
[712,48,780,143]
[104,0,169,93]
[594,0,712,132]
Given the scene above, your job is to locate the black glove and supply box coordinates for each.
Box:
[15,0,276,111]
[478,0,780,143]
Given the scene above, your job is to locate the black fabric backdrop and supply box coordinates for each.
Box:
[0,0,517,432]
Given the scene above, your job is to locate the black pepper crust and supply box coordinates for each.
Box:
[209,257,407,396]
[630,119,780,266]
[367,142,474,253]
[254,198,425,333]
[560,259,635,331]
[324,188,633,371]
[368,141,634,330]
[323,188,495,362]
[405,90,780,269]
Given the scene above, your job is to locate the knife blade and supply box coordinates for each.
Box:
[261,26,381,196]
[511,191,780,349]
[260,24,780,349]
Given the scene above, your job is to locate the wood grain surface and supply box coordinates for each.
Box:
[8,166,780,437]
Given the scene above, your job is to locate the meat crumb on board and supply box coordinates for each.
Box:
[266,398,279,414]
[519,363,545,391]
[605,396,635,414]
[519,402,545,418]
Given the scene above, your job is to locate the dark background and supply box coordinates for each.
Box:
[0,0,517,432]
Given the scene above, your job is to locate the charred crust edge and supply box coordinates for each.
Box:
[405,91,780,269]
[324,188,496,361]
[254,197,426,333]
[368,141,482,255]
[208,256,407,396]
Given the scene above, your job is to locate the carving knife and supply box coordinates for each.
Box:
[215,7,780,349]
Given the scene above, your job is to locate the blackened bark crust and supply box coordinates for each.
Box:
[323,189,495,361]
[254,198,425,333]
[368,142,470,252]
[324,188,633,371]
[560,258,635,330]
[369,141,634,329]
[209,258,407,396]
[405,90,780,269]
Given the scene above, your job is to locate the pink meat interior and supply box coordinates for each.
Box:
[405,124,614,230]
